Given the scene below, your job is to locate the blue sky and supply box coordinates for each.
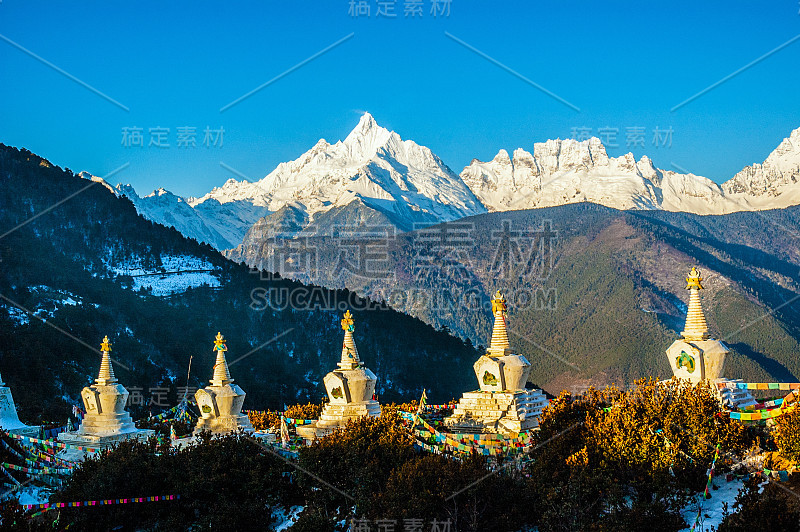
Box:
[1,0,799,197]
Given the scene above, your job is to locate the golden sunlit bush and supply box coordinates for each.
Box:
[381,398,459,415]
[246,410,280,431]
[246,401,328,430]
[285,400,326,420]
[537,386,621,438]
[774,406,800,465]
[297,409,416,516]
[381,400,419,413]
[584,378,748,480]
[524,379,752,530]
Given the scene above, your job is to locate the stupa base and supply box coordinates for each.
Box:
[715,378,757,410]
[295,401,381,441]
[58,427,154,450]
[444,389,547,435]
[76,412,141,436]
[317,401,381,427]
[0,420,39,438]
[6,426,40,437]
[4,425,40,438]
[194,414,253,435]
[295,422,333,440]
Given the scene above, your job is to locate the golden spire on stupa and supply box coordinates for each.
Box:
[338,310,361,369]
[210,332,233,386]
[681,267,710,341]
[96,335,117,385]
[488,290,511,357]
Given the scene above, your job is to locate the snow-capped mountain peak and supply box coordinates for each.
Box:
[343,111,393,152]
[492,149,511,164]
[241,113,485,225]
[118,113,486,249]
[722,127,800,201]
[144,187,177,199]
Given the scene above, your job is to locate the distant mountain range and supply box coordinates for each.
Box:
[110,114,800,251]
[461,128,800,214]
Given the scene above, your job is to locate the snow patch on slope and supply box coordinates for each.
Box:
[106,255,220,296]
[679,478,751,531]
[2,305,30,325]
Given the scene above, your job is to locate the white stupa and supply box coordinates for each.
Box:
[296,310,381,440]
[665,267,755,409]
[59,336,154,448]
[445,290,548,435]
[0,372,38,436]
[194,332,253,435]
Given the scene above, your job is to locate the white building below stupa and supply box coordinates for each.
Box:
[296,310,381,440]
[665,267,755,409]
[445,291,548,435]
[59,336,154,450]
[0,372,38,437]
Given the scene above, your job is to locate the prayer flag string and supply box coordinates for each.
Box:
[22,494,181,510]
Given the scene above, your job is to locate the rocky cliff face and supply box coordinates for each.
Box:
[723,128,800,201]
[461,127,800,216]
[460,138,734,214]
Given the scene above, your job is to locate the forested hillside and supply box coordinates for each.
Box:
[0,144,478,423]
[230,202,800,393]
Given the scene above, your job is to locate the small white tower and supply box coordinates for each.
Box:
[0,372,38,436]
[665,267,755,409]
[194,332,253,435]
[296,311,381,440]
[59,336,154,448]
[445,291,548,435]
[666,268,727,382]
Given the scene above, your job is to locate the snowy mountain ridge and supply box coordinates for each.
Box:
[111,116,800,250]
[460,136,753,214]
[193,113,486,224]
[117,113,486,248]
[720,127,800,210]
[113,183,262,251]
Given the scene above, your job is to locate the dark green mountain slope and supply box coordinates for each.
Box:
[230,202,800,393]
[0,144,478,423]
